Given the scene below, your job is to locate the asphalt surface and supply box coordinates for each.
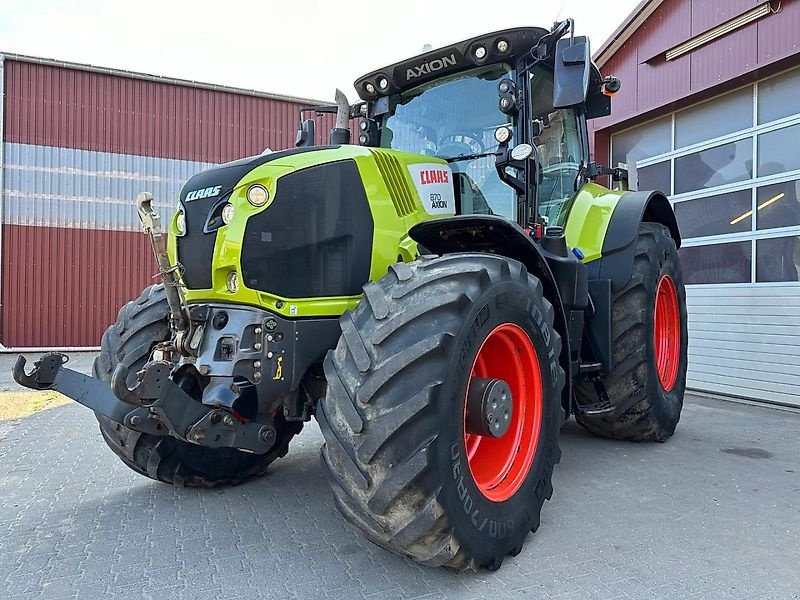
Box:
[0,373,798,599]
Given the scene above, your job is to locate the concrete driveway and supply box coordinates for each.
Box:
[0,379,798,599]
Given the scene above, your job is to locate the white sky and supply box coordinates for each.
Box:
[0,0,639,102]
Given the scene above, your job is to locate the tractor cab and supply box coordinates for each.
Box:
[349,24,618,229]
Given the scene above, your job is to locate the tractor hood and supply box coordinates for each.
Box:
[168,145,456,320]
[178,147,339,206]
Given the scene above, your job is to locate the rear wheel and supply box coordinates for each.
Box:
[318,254,565,570]
[575,223,687,441]
[94,284,301,486]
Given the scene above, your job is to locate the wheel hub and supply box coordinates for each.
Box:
[464,323,543,503]
[465,377,513,438]
[654,274,681,392]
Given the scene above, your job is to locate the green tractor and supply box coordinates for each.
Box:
[15,22,687,570]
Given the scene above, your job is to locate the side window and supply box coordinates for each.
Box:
[528,68,583,224]
[534,109,582,225]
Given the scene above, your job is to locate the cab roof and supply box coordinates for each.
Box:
[354,27,549,101]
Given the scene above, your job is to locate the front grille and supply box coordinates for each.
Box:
[241,160,374,299]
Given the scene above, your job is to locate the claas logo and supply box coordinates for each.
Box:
[419,170,449,185]
[185,185,222,201]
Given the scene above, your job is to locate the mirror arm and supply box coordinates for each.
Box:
[495,146,527,195]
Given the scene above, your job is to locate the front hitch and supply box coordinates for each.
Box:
[13,353,66,390]
[12,353,276,454]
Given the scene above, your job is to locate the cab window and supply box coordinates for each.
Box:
[529,67,585,225]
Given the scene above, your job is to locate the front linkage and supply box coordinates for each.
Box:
[13,193,295,456]
[13,352,276,453]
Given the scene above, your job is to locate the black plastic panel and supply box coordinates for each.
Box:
[241,160,374,299]
[176,147,341,290]
[177,194,225,289]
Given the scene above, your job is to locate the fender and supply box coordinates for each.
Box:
[590,190,681,292]
[409,215,573,417]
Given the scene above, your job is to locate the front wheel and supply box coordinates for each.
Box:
[94,284,301,486]
[318,254,565,570]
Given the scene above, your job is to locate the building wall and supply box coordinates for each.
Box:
[594,0,800,407]
[1,58,335,348]
[593,0,800,132]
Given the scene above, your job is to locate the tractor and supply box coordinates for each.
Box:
[14,21,688,570]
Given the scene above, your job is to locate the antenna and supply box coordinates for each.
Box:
[554,0,568,23]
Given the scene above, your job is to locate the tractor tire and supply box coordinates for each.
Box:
[575,223,687,442]
[93,284,301,487]
[318,254,565,570]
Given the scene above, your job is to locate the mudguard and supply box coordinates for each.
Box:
[409,215,573,417]
[590,190,680,292]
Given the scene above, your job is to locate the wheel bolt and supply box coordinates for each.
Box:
[129,415,141,426]
[222,414,235,427]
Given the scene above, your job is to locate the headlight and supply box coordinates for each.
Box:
[226,271,239,293]
[221,203,235,224]
[175,210,186,235]
[247,185,269,207]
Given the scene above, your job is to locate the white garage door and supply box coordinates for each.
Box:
[612,67,800,407]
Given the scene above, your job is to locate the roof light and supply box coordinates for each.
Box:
[378,77,389,90]
[365,82,376,94]
[496,40,509,53]
[474,46,487,59]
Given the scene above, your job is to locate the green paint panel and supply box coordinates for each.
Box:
[561,182,627,263]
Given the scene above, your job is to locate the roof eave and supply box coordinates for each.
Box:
[593,0,665,67]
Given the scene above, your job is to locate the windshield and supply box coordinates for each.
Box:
[380,64,516,219]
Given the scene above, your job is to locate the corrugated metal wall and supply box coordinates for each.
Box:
[594,0,800,131]
[594,0,800,406]
[1,58,341,348]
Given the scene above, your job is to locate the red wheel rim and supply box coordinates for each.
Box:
[464,323,543,503]
[654,275,681,392]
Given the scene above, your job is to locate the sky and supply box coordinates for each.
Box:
[0,0,640,102]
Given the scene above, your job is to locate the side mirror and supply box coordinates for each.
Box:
[295,119,316,148]
[553,36,591,109]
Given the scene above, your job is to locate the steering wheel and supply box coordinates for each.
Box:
[436,131,485,158]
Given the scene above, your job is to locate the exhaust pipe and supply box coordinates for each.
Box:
[329,88,351,145]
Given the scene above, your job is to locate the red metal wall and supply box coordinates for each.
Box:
[2,226,153,347]
[3,60,329,163]
[593,0,800,133]
[2,59,343,348]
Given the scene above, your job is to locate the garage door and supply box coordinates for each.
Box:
[611,67,800,407]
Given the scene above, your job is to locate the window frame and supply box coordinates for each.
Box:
[609,66,800,288]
